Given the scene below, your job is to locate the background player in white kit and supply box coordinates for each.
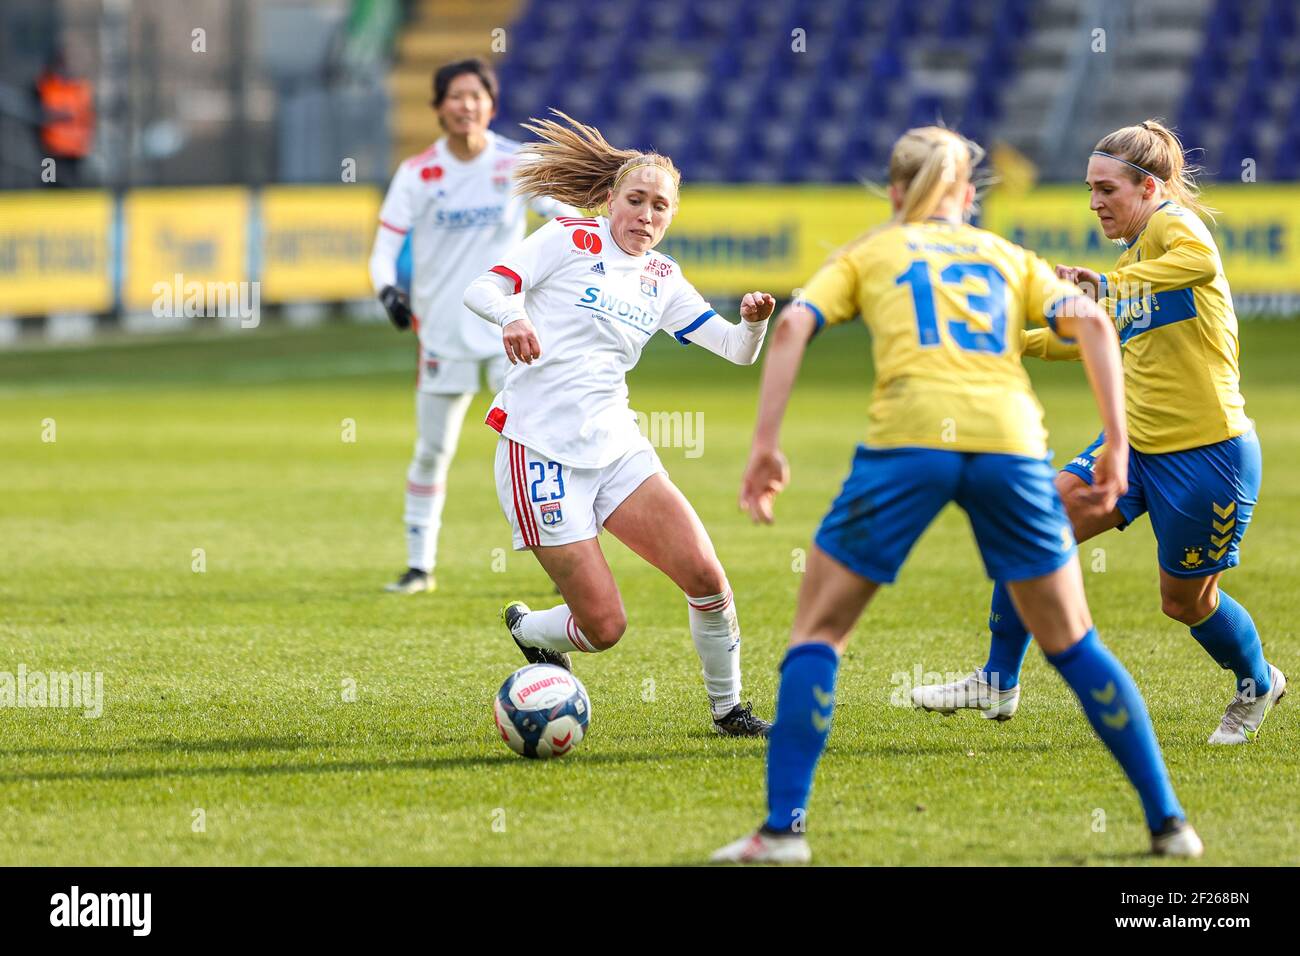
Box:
[464,112,777,736]
[368,59,576,593]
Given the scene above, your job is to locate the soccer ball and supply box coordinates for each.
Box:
[493,664,591,759]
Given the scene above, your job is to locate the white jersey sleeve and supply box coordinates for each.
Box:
[377,163,417,235]
[658,276,718,344]
[488,217,566,294]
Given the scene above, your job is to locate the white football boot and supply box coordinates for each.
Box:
[1151,820,1205,859]
[911,670,1021,721]
[1207,664,1286,745]
[711,829,812,865]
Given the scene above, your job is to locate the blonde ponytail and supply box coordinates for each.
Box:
[513,109,681,211]
[1094,119,1216,221]
[890,127,983,223]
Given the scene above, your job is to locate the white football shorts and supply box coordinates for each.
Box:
[494,436,665,550]
[416,349,508,395]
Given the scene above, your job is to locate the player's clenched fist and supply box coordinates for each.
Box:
[1055,264,1102,301]
[740,291,776,323]
[503,317,541,365]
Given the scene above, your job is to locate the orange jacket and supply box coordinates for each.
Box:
[38,73,94,158]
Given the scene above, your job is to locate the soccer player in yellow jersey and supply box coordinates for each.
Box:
[713,127,1201,864]
[915,121,1284,745]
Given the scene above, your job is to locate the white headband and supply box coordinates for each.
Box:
[1092,150,1164,183]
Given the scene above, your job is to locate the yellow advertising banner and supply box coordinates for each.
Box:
[4,184,1299,317]
[123,188,249,311]
[0,191,113,315]
[662,186,891,295]
[260,186,381,302]
[982,186,1300,294]
[662,185,1300,298]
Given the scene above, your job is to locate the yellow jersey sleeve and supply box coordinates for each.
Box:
[1019,248,1081,330]
[1102,208,1217,300]
[1021,326,1082,362]
[1020,249,1084,339]
[799,253,860,332]
[1105,202,1249,453]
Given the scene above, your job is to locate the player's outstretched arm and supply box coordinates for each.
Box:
[463,271,541,365]
[1052,295,1128,514]
[682,291,775,365]
[739,302,815,524]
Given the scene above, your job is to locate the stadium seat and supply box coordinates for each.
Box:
[908,93,946,128]
[1264,0,1297,37]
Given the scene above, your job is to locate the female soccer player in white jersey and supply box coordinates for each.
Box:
[713,126,1200,862]
[369,59,577,593]
[915,121,1283,745]
[463,112,776,736]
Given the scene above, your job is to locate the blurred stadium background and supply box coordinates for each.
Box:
[1,0,1299,340]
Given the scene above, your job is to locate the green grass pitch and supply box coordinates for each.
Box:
[1,318,1296,866]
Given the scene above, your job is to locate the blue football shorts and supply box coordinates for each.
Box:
[813,445,1077,585]
[1061,428,1262,577]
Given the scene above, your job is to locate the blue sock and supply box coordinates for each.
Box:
[983,581,1032,690]
[1189,591,1271,695]
[1047,629,1183,832]
[764,642,839,834]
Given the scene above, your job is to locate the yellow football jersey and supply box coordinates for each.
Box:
[801,220,1081,458]
[1097,201,1250,453]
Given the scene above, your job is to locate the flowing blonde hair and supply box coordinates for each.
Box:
[1093,119,1215,220]
[888,126,984,223]
[512,109,681,211]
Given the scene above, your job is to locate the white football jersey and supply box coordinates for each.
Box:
[377,130,574,361]
[484,215,721,469]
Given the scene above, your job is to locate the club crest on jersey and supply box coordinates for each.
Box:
[540,502,564,526]
[644,258,672,277]
[640,275,658,298]
[590,262,605,275]
[1180,546,1205,570]
[492,175,509,192]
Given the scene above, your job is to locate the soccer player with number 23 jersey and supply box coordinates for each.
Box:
[464,112,777,738]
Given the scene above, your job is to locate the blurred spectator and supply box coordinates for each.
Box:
[35,50,94,186]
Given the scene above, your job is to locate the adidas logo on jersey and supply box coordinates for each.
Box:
[590,262,605,275]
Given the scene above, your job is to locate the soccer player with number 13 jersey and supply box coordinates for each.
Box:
[714,127,1201,863]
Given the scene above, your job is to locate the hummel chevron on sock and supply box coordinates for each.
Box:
[765,642,839,834]
[1047,629,1183,832]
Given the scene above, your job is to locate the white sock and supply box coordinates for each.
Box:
[403,391,472,573]
[403,479,446,572]
[687,588,742,717]
[516,604,599,653]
